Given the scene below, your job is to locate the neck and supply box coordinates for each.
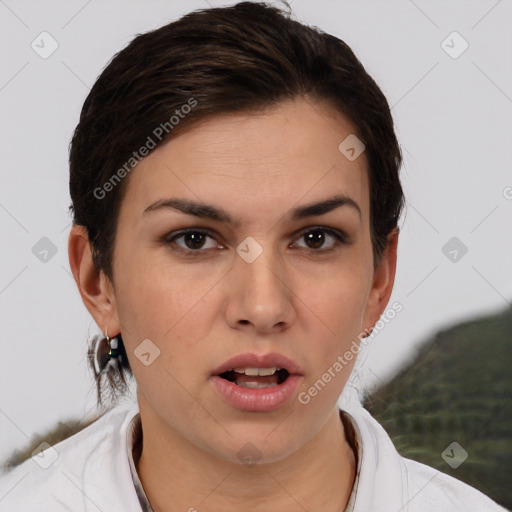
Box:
[135,404,356,512]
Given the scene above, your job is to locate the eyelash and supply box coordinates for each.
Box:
[161,226,348,256]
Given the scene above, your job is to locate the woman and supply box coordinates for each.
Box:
[0,2,506,511]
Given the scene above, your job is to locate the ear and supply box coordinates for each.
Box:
[362,228,399,333]
[68,224,121,336]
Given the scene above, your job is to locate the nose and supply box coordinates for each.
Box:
[224,247,296,335]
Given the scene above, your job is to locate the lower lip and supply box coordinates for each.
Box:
[210,375,301,412]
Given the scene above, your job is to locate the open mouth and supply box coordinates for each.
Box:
[211,355,302,411]
[218,367,291,388]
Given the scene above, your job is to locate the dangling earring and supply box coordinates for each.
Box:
[107,333,119,360]
[88,330,130,406]
[91,331,120,374]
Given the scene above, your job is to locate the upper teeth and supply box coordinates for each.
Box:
[233,367,279,376]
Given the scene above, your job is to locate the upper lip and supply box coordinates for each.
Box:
[212,352,304,376]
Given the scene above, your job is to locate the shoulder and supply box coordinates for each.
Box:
[0,400,141,512]
[341,405,507,512]
[400,457,507,511]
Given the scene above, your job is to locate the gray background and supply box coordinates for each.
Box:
[1,0,511,464]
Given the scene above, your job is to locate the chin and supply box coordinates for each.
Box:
[199,422,304,467]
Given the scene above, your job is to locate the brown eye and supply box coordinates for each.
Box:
[166,229,222,253]
[304,230,326,249]
[182,232,207,250]
[292,227,346,251]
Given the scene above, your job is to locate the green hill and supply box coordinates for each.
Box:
[364,305,512,509]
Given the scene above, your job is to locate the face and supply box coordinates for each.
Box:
[91,98,396,464]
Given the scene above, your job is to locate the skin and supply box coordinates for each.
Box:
[69,97,398,512]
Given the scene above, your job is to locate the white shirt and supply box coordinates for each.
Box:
[0,399,506,511]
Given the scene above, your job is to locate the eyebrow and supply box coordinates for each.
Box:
[143,194,362,223]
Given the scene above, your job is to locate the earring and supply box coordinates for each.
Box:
[88,330,130,406]
[107,333,119,360]
[92,331,121,374]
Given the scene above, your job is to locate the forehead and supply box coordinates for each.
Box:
[120,98,369,225]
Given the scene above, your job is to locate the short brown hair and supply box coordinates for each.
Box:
[69,1,404,403]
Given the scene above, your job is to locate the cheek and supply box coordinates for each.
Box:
[112,255,222,370]
[113,273,203,401]
[303,258,371,325]
[296,259,372,369]
[114,248,201,326]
